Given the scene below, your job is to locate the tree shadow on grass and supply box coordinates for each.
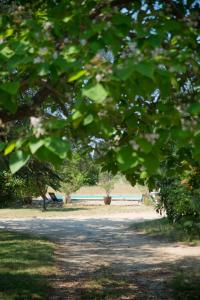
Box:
[0,230,55,300]
[0,273,50,300]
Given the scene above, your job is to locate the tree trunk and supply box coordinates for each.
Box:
[36,178,47,211]
[24,196,32,205]
[64,194,71,204]
[41,194,47,211]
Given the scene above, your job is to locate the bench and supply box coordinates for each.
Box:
[48,192,62,202]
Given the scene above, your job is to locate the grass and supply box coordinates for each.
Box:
[130,217,200,244]
[0,204,151,219]
[0,230,56,300]
[171,265,200,300]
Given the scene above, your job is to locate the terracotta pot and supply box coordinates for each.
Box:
[104,196,112,205]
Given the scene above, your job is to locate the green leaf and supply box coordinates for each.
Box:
[135,61,155,79]
[83,114,94,126]
[116,145,138,171]
[68,70,87,82]
[29,139,45,154]
[140,171,148,180]
[37,63,49,76]
[44,136,70,159]
[188,103,200,115]
[0,82,20,95]
[136,138,152,153]
[4,142,16,155]
[9,150,30,174]
[0,46,14,58]
[63,15,73,23]
[35,146,63,166]
[15,138,27,149]
[115,62,134,80]
[0,90,17,112]
[72,110,83,120]
[82,83,108,103]
[0,142,5,152]
[46,119,67,129]
[143,154,159,174]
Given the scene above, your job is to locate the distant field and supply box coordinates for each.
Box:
[0,204,154,219]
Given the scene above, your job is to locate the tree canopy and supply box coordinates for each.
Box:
[0,0,200,187]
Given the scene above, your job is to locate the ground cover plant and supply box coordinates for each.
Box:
[131,217,200,243]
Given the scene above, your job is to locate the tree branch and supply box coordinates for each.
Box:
[0,86,50,124]
[90,0,134,18]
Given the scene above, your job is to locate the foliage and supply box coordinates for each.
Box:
[99,172,115,196]
[131,217,200,243]
[0,1,199,187]
[0,159,60,207]
[158,177,200,225]
[0,230,56,300]
[0,171,25,207]
[59,152,99,198]
[171,265,200,300]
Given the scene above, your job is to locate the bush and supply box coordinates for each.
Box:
[0,171,26,207]
[157,177,200,230]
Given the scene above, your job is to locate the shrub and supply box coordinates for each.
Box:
[157,177,200,232]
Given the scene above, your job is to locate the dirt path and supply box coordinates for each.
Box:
[0,209,199,299]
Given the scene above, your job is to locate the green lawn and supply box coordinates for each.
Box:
[0,230,56,300]
[0,204,152,219]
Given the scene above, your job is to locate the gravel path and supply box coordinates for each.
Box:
[0,210,199,299]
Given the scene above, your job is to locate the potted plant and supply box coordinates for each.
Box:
[99,172,115,205]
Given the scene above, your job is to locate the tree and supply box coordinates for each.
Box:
[59,152,99,203]
[99,172,115,205]
[99,172,115,197]
[151,143,200,228]
[0,158,60,209]
[19,159,60,210]
[0,1,199,190]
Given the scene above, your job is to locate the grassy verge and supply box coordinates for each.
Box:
[130,217,200,243]
[0,204,152,219]
[0,230,56,300]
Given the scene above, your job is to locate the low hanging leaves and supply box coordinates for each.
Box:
[9,150,30,174]
[82,84,108,103]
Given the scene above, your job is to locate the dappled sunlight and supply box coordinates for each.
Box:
[0,214,199,299]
